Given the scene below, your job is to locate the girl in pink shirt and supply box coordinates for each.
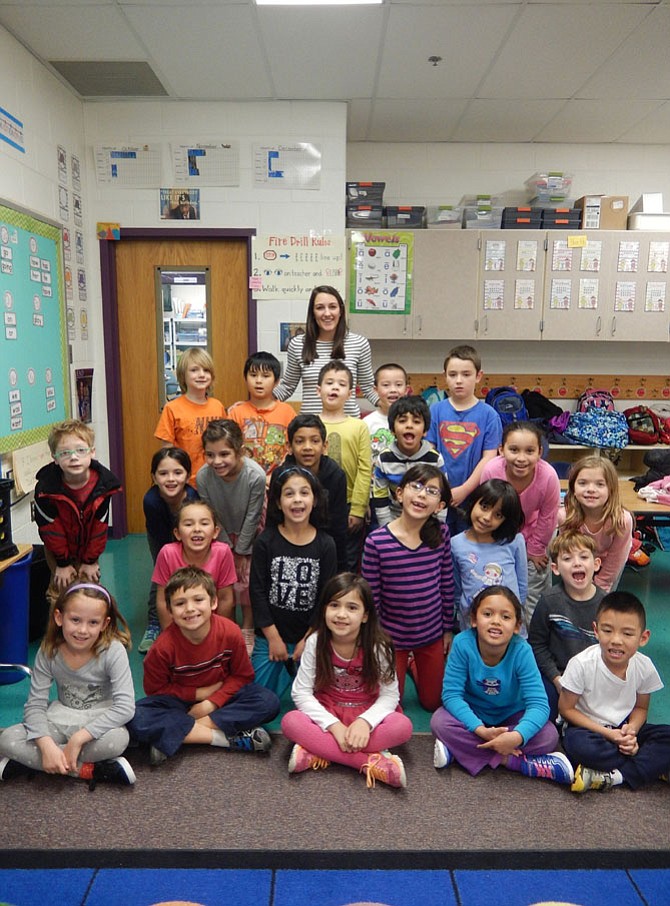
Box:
[481,422,560,625]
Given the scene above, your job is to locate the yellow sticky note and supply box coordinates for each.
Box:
[567,234,587,248]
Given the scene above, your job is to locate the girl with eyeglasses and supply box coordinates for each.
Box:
[249,466,337,698]
[361,463,454,712]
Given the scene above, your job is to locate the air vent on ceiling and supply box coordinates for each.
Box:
[49,61,168,97]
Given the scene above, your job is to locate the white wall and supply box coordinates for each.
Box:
[347,141,670,382]
[0,26,88,543]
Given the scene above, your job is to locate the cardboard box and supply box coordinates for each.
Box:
[629,193,663,214]
[575,195,628,230]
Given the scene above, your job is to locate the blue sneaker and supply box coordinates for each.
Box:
[519,751,574,785]
[138,619,160,654]
[227,727,272,753]
[433,739,453,769]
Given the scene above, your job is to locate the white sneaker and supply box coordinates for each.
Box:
[433,739,453,769]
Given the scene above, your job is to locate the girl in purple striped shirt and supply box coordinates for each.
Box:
[362,464,454,711]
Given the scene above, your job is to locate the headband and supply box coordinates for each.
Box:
[65,583,112,606]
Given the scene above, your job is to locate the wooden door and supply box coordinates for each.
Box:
[115,238,249,532]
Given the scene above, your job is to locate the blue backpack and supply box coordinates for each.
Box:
[485,386,528,427]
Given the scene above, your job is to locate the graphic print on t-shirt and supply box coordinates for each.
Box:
[439,421,480,458]
[270,556,320,611]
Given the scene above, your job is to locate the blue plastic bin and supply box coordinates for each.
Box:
[0,549,33,684]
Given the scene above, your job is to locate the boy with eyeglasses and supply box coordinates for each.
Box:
[35,418,121,604]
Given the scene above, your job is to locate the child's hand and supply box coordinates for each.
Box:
[344,718,371,752]
[348,514,364,532]
[528,553,549,570]
[475,725,508,743]
[292,638,306,663]
[54,565,77,589]
[617,723,639,756]
[37,737,70,774]
[78,562,101,583]
[327,721,350,752]
[477,729,523,756]
[443,631,453,656]
[195,681,223,701]
[62,729,90,772]
[233,552,250,584]
[189,700,216,719]
[268,637,289,662]
[450,485,467,506]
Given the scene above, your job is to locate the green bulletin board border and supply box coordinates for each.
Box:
[0,198,69,452]
[348,229,414,315]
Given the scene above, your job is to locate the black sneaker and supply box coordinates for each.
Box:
[227,727,272,753]
[89,756,136,790]
[149,745,168,766]
[0,756,35,781]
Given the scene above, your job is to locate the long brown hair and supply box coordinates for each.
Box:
[41,582,131,658]
[302,285,347,365]
[312,573,395,692]
[561,454,628,536]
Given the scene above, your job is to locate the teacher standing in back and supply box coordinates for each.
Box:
[274,285,378,417]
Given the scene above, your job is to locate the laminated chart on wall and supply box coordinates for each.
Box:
[551,240,573,271]
[250,234,345,299]
[581,240,602,272]
[253,143,321,189]
[0,200,69,451]
[171,143,240,186]
[617,240,640,273]
[514,279,535,310]
[516,240,538,272]
[94,145,162,186]
[348,230,413,314]
[483,279,504,310]
[615,281,636,312]
[646,282,666,312]
[648,241,669,273]
[579,278,599,309]
[550,278,572,310]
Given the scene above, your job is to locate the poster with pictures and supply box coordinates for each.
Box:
[483,279,504,310]
[57,146,67,186]
[64,266,73,301]
[67,306,75,341]
[581,240,602,272]
[75,231,84,265]
[63,227,71,263]
[615,281,636,311]
[73,194,83,228]
[516,240,537,272]
[59,187,69,222]
[484,240,506,271]
[514,279,535,310]
[551,240,573,272]
[77,268,87,301]
[71,155,81,192]
[579,278,599,309]
[79,308,88,341]
[645,282,666,312]
[349,231,413,314]
[550,278,572,309]
[648,242,669,273]
[617,241,640,273]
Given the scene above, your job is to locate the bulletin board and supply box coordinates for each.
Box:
[0,199,69,452]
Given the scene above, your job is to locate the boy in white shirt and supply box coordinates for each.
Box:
[363,363,408,465]
[559,591,670,792]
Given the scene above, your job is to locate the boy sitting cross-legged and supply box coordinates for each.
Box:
[129,566,280,765]
[559,591,670,793]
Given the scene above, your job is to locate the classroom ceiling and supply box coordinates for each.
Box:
[2,0,670,143]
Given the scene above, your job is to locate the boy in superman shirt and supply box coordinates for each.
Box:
[129,566,280,764]
[426,344,501,531]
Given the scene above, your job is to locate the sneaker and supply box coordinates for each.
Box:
[226,727,272,754]
[288,744,330,774]
[0,756,35,782]
[519,751,574,785]
[241,628,255,657]
[138,620,160,654]
[88,757,136,790]
[149,745,168,766]
[433,739,453,770]
[360,750,407,789]
[571,764,615,793]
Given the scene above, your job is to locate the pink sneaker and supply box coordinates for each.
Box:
[360,750,407,789]
[241,628,255,657]
[288,744,330,774]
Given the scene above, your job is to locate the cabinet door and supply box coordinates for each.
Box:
[540,231,617,341]
[411,231,480,338]
[476,230,545,340]
[606,231,670,342]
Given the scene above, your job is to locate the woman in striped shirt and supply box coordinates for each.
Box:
[361,463,454,712]
[273,285,378,417]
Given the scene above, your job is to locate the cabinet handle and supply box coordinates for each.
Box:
[611,316,616,336]
[416,315,422,335]
[402,316,408,336]
[595,316,602,336]
[483,315,488,335]
[474,318,479,334]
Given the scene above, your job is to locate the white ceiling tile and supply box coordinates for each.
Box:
[256,8,383,99]
[0,6,146,58]
[578,7,670,99]
[378,5,518,98]
[535,98,663,143]
[368,97,468,142]
[122,5,274,98]
[347,99,373,142]
[618,101,670,143]
[453,98,566,142]
[479,3,650,98]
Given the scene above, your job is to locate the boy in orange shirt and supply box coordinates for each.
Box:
[228,352,296,476]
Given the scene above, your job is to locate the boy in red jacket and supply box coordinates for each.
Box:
[129,567,280,765]
[34,418,121,604]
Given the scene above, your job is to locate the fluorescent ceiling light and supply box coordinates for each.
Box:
[257,0,381,5]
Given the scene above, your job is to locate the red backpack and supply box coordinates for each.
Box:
[623,405,661,445]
